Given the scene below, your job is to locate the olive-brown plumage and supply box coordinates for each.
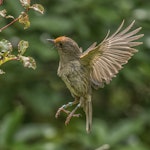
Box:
[47,20,143,133]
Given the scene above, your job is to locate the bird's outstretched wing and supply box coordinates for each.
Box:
[80,20,144,89]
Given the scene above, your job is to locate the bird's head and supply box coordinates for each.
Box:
[47,36,81,58]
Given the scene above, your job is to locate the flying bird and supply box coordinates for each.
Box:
[47,20,144,133]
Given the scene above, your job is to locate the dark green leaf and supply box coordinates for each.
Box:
[14,124,56,142]
[0,107,24,147]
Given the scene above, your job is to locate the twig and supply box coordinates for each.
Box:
[0,17,19,32]
[0,8,29,32]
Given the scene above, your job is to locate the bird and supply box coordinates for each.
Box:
[47,20,144,133]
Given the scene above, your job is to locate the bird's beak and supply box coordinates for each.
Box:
[47,39,55,44]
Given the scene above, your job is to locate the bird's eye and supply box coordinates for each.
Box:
[59,42,63,47]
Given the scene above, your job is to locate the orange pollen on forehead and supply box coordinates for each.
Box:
[54,36,67,43]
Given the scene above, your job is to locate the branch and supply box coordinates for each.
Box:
[0,17,19,32]
[0,9,29,32]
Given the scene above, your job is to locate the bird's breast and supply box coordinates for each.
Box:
[57,61,90,97]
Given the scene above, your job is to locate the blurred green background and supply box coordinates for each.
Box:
[0,0,150,150]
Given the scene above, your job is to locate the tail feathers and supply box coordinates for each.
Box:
[85,98,92,133]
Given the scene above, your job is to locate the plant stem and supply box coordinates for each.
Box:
[0,8,29,32]
[0,17,20,32]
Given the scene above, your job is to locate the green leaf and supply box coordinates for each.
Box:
[95,144,110,150]
[20,0,30,8]
[19,56,36,70]
[19,13,30,29]
[0,107,24,147]
[0,39,15,65]
[0,39,12,55]
[0,69,5,74]
[0,55,17,66]
[0,39,12,62]
[30,4,44,14]
[18,40,29,55]
[14,124,56,142]
[0,9,7,17]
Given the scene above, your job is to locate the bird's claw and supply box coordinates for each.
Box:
[55,101,78,118]
[55,108,70,118]
[65,113,81,125]
[55,101,81,125]
[55,107,81,119]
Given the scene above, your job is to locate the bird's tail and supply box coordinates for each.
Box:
[85,95,92,133]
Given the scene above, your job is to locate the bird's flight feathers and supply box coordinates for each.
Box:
[80,20,144,88]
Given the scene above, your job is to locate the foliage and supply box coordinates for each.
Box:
[0,0,44,73]
[0,0,150,150]
[0,39,36,74]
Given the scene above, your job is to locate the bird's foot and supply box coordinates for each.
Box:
[65,103,81,125]
[55,106,81,118]
[55,100,78,118]
[55,101,81,125]
[55,107,69,118]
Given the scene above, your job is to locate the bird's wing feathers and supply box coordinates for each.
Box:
[80,20,144,88]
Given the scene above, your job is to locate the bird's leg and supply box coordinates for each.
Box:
[65,103,81,125]
[55,99,79,118]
